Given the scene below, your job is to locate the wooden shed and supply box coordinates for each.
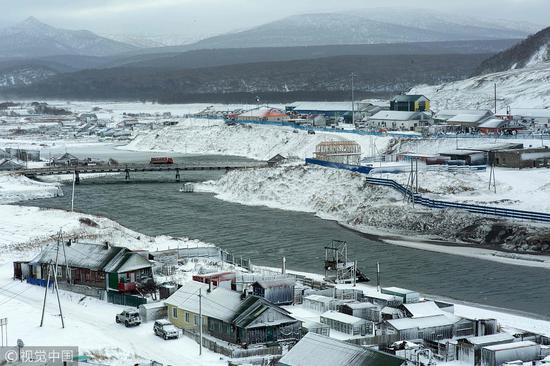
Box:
[252,278,295,305]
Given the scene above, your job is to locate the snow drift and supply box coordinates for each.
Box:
[123,118,392,160]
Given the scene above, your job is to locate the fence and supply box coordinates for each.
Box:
[364,176,550,223]
[181,328,283,359]
[105,290,148,307]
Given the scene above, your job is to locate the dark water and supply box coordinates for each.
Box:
[19,172,550,317]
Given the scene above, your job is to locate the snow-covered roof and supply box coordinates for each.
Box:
[344,302,378,310]
[483,340,538,352]
[279,332,406,366]
[288,101,353,112]
[362,290,401,302]
[392,95,428,102]
[165,281,242,322]
[435,109,491,119]
[304,294,335,304]
[386,314,461,331]
[321,310,366,325]
[253,278,295,289]
[478,118,508,129]
[466,333,515,346]
[402,301,445,318]
[382,287,417,295]
[369,111,423,121]
[447,114,490,124]
[238,106,286,118]
[31,242,124,271]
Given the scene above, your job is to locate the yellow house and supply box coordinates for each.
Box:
[165,281,242,334]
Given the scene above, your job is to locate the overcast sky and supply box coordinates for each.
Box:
[2,0,549,37]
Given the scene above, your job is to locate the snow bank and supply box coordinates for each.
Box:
[409,62,550,110]
[200,165,550,254]
[123,118,392,160]
[0,173,62,203]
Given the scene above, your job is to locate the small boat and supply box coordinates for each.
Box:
[179,182,194,193]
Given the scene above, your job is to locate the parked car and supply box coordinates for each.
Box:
[307,129,316,135]
[116,309,142,327]
[153,319,180,340]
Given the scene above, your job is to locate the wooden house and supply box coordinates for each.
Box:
[166,281,301,346]
[492,147,550,169]
[26,242,152,293]
[251,278,295,305]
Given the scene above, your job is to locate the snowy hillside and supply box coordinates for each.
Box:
[0,17,137,58]
[475,26,550,74]
[409,62,550,110]
[123,118,392,160]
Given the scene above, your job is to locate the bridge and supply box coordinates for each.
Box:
[17,161,268,183]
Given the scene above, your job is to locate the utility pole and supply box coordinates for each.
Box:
[198,288,203,356]
[494,83,497,115]
[71,172,76,212]
[40,235,65,328]
[351,73,356,126]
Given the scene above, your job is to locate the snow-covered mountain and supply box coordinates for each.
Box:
[409,62,550,110]
[187,10,533,49]
[475,26,550,75]
[101,33,208,48]
[0,17,137,58]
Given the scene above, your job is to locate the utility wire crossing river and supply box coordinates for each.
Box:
[20,170,550,319]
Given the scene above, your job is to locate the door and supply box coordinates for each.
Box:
[108,272,118,289]
[266,327,274,342]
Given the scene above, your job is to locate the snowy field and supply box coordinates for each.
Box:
[410,62,550,110]
[123,117,392,160]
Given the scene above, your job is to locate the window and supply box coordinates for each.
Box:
[172,307,178,319]
[194,315,198,326]
[185,312,190,323]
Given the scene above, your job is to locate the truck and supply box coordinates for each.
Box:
[149,157,174,165]
[153,319,180,340]
[116,309,142,327]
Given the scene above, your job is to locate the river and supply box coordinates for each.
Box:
[17,144,550,318]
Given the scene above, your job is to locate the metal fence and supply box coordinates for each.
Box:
[365,176,550,223]
[105,291,148,307]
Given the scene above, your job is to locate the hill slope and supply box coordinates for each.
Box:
[5,53,490,102]
[0,17,137,58]
[409,62,550,110]
[475,26,550,75]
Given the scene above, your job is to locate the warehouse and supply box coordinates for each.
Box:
[320,310,373,336]
[481,341,540,366]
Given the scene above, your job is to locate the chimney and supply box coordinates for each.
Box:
[208,279,212,293]
[281,257,286,275]
[104,241,110,250]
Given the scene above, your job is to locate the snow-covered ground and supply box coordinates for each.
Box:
[123,117,392,160]
[409,62,550,110]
